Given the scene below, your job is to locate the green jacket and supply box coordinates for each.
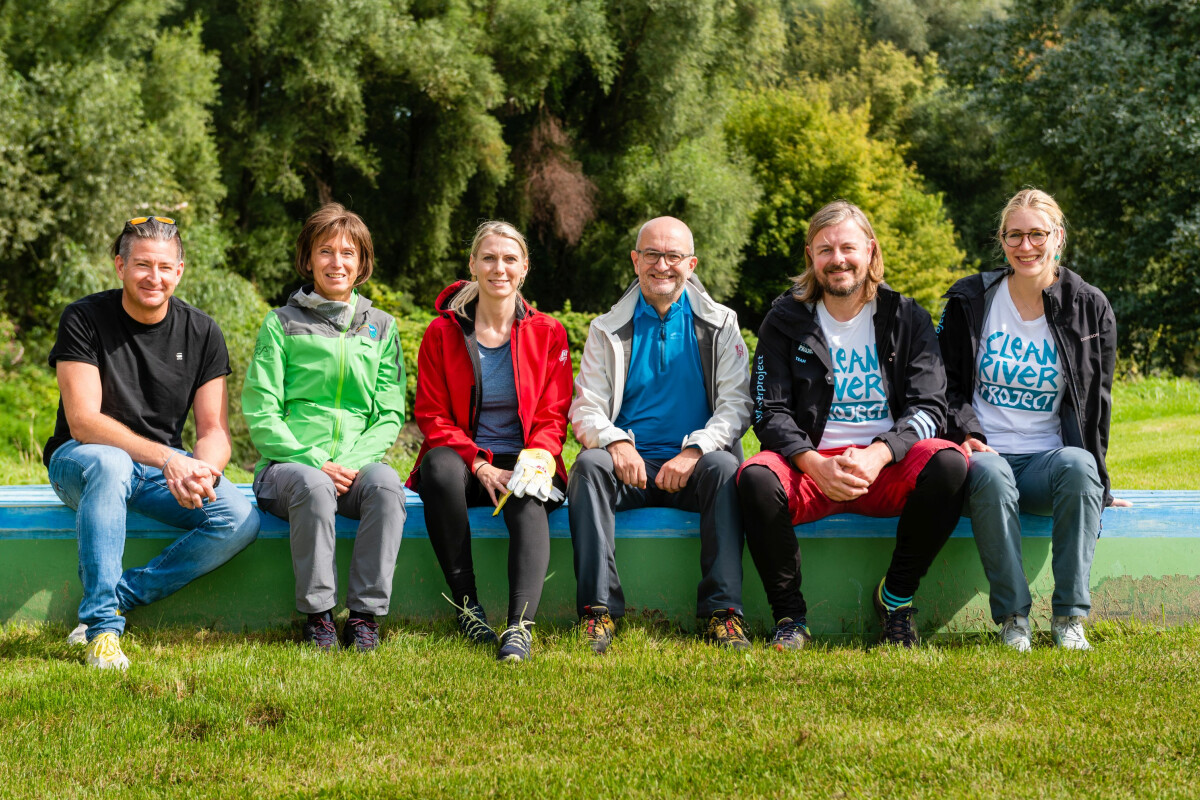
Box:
[243,288,405,477]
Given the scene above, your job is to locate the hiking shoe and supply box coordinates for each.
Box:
[85,632,130,671]
[873,580,919,647]
[302,613,339,651]
[67,623,88,645]
[999,614,1032,653]
[497,619,535,663]
[769,617,812,651]
[1052,615,1092,651]
[443,594,499,645]
[340,617,380,652]
[580,605,615,654]
[705,608,751,651]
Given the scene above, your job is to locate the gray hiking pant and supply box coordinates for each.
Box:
[254,461,406,616]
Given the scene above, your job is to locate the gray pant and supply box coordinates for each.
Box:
[568,448,743,618]
[965,448,1103,623]
[254,461,406,616]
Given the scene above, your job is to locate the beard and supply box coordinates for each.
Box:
[817,268,866,298]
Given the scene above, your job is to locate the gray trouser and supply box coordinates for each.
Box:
[965,448,1103,623]
[254,461,406,616]
[568,448,743,618]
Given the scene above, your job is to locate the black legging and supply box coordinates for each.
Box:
[418,446,564,625]
[739,449,968,621]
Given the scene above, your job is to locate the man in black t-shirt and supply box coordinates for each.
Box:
[46,216,259,670]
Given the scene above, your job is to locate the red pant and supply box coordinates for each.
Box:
[739,439,967,525]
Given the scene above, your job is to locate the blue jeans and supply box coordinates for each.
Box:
[965,448,1103,623]
[48,440,260,640]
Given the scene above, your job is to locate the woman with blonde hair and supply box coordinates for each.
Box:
[408,220,572,662]
[939,188,1126,652]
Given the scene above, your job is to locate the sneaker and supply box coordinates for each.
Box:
[580,605,616,654]
[85,632,130,671]
[340,617,380,652]
[999,614,1032,653]
[704,608,751,651]
[497,619,535,663]
[769,617,812,651]
[302,613,339,651]
[1052,615,1092,651]
[443,594,499,645]
[67,623,88,645]
[873,579,919,647]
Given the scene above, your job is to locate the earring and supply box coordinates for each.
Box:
[1054,254,1060,261]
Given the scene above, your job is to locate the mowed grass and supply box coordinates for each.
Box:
[1106,377,1200,490]
[1,620,1199,799]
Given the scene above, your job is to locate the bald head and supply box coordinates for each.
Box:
[635,216,695,254]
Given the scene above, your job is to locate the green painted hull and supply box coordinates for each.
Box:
[5,536,1198,635]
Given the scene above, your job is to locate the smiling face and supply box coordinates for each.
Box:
[309,233,360,303]
[631,217,696,310]
[1002,207,1061,285]
[469,234,528,302]
[807,219,876,300]
[114,238,184,324]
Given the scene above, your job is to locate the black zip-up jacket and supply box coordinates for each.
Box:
[752,283,948,465]
[936,266,1116,506]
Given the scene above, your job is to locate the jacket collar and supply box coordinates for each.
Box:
[594,274,722,334]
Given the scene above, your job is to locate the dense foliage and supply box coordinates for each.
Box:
[3,0,1198,466]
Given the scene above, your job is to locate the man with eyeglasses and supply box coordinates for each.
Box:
[45,216,259,670]
[569,216,753,653]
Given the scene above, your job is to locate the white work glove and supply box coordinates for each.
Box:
[506,448,563,503]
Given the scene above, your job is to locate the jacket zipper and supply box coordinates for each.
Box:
[327,315,352,462]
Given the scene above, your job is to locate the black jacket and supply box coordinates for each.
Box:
[936,266,1116,506]
[752,283,948,464]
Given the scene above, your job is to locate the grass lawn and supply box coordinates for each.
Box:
[1,620,1197,798]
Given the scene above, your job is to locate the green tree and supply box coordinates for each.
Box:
[951,0,1200,371]
[725,84,965,326]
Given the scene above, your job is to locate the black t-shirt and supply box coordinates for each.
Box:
[44,289,231,464]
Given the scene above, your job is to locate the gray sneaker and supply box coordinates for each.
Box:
[999,614,1032,653]
[1052,615,1092,651]
[67,623,88,645]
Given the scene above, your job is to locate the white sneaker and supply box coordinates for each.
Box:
[85,632,130,670]
[1052,615,1092,651]
[67,623,88,645]
[999,614,1032,652]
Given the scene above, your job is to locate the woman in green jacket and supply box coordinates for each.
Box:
[243,203,407,652]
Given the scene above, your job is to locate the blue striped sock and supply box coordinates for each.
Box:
[879,581,913,612]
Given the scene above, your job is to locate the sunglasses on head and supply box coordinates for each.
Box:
[126,216,176,227]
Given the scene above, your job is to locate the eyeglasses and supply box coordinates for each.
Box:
[636,249,693,267]
[126,216,176,227]
[1002,229,1049,247]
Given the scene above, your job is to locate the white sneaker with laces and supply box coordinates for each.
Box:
[999,614,1032,652]
[67,623,88,645]
[85,632,130,670]
[1052,615,1092,651]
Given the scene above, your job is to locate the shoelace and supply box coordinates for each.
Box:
[347,618,379,648]
[500,619,535,649]
[311,618,337,646]
[722,614,744,639]
[583,612,609,640]
[92,634,122,660]
[883,606,919,642]
[775,620,809,643]
[442,593,496,640]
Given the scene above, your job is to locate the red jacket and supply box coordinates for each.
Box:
[407,281,573,488]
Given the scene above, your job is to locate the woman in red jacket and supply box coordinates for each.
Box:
[408,220,572,662]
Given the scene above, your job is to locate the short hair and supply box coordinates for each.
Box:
[791,200,885,304]
[294,203,375,286]
[998,188,1066,257]
[448,220,530,319]
[110,216,184,263]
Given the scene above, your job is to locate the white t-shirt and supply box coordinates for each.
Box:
[816,299,895,449]
[971,277,1064,454]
